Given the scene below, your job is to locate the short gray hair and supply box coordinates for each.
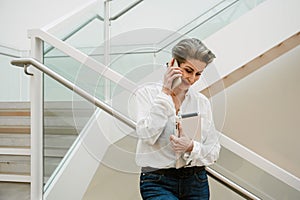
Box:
[172,38,215,65]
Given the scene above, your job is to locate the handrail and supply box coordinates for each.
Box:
[0,52,20,58]
[28,29,136,93]
[110,0,143,21]
[206,167,261,200]
[42,0,100,32]
[0,44,28,58]
[44,0,243,58]
[11,57,262,200]
[220,132,300,192]
[41,0,242,58]
[11,57,137,129]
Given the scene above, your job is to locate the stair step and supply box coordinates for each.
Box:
[0,155,30,174]
[0,149,67,178]
[45,134,77,148]
[0,134,76,148]
[0,126,82,135]
[0,146,72,157]
[0,147,30,155]
[0,102,30,110]
[0,101,87,182]
[0,126,30,134]
[0,134,30,147]
[0,116,30,126]
[44,147,69,157]
[0,110,30,116]
[0,173,30,183]
[44,157,64,177]
[44,127,79,135]
[44,109,93,117]
[44,116,87,128]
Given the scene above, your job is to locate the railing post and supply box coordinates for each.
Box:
[30,36,44,200]
[104,0,111,102]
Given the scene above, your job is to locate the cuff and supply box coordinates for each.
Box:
[183,141,200,164]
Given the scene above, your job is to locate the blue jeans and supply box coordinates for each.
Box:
[139,167,209,200]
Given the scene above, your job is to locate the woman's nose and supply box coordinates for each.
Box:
[188,74,196,83]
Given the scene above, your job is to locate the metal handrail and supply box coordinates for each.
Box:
[11,57,262,200]
[110,0,143,21]
[11,57,136,129]
[44,0,143,55]
[156,0,239,51]
[42,0,240,59]
[206,167,261,200]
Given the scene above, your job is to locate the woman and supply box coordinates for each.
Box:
[135,38,221,200]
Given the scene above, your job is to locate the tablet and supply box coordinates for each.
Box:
[180,113,201,142]
[175,113,202,168]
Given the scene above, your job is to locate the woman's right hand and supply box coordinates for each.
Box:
[162,58,182,94]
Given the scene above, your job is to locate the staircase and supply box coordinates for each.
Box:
[0,101,92,199]
[0,102,31,182]
[0,102,31,200]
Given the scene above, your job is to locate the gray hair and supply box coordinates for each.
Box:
[172,38,216,65]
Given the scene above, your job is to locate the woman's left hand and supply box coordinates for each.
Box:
[170,123,193,153]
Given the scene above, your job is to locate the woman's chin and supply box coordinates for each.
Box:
[179,80,191,89]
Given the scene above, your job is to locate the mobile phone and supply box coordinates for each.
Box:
[170,59,182,89]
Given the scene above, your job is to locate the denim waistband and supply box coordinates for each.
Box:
[141,166,205,177]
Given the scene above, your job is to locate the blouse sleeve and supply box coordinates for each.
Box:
[135,86,175,145]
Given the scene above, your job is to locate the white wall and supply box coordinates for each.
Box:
[213,45,300,178]
[0,0,97,50]
[0,0,99,101]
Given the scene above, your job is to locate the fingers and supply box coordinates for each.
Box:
[170,135,180,152]
[170,135,183,151]
[164,66,182,89]
[163,58,182,89]
[169,58,175,67]
[170,131,192,153]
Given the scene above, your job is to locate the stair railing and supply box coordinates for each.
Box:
[10,28,136,200]
[28,29,136,93]
[11,57,261,200]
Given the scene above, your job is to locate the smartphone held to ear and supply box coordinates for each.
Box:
[170,58,182,89]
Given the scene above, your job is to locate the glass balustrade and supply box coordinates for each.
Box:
[211,147,300,199]
[0,46,29,101]
[42,43,136,188]
[209,176,245,200]
[44,0,103,54]
[43,52,97,187]
[41,0,281,197]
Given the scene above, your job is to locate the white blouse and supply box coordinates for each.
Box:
[135,83,221,169]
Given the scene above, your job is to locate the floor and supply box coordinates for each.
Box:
[0,182,30,200]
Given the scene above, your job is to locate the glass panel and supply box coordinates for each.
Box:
[44,1,104,56]
[41,0,270,196]
[210,147,300,199]
[102,0,267,117]
[42,44,135,187]
[180,0,266,41]
[43,46,109,101]
[43,46,103,186]
[108,0,266,55]
[110,0,226,40]
[0,46,29,101]
[209,177,245,200]
[43,72,96,186]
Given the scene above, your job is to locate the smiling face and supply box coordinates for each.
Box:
[171,38,215,91]
[179,59,207,88]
